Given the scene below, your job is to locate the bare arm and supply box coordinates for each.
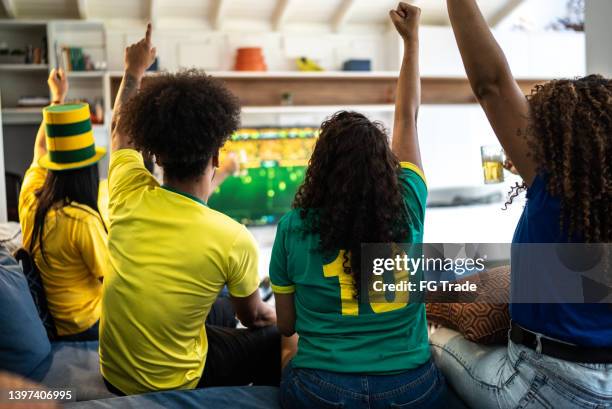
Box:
[230,289,277,329]
[32,69,68,166]
[447,0,535,184]
[111,23,157,152]
[390,3,422,168]
[274,293,296,337]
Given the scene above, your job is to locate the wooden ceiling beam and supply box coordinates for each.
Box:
[487,0,526,27]
[76,0,88,19]
[148,0,159,27]
[332,0,357,33]
[211,0,229,31]
[272,0,292,31]
[1,0,16,18]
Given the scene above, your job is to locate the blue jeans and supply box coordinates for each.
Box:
[280,359,447,409]
[430,327,612,409]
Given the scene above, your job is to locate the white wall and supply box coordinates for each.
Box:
[585,0,612,76]
[107,28,392,72]
[498,0,570,31]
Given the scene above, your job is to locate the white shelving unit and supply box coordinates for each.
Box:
[0,20,109,220]
[67,71,106,78]
[106,70,400,79]
[0,63,49,71]
[1,107,42,124]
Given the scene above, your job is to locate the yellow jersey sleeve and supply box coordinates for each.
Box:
[226,227,260,298]
[108,149,158,219]
[399,162,428,222]
[18,166,47,227]
[74,216,109,279]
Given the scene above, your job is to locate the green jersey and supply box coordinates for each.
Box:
[270,162,430,374]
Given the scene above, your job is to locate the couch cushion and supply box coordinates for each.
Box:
[0,245,51,380]
[64,386,281,409]
[41,341,115,401]
[426,266,511,344]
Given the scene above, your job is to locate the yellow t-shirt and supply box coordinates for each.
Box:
[100,149,260,395]
[18,166,108,336]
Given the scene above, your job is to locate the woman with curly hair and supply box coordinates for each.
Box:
[99,25,278,395]
[428,1,612,408]
[270,4,447,408]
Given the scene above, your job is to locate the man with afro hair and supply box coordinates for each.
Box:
[99,24,279,395]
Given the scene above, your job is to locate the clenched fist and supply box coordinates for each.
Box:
[124,23,157,78]
[390,2,421,40]
[48,68,68,104]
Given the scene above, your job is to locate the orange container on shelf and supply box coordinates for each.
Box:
[234,47,267,71]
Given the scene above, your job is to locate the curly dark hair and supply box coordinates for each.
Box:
[293,111,412,298]
[508,75,612,242]
[120,69,241,180]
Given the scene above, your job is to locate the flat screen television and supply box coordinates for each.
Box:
[208,127,318,225]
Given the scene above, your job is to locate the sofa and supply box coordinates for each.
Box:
[1,241,471,408]
[0,243,282,408]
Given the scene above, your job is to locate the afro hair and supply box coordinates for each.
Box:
[120,69,241,180]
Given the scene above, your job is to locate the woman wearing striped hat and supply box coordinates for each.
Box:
[18,68,108,341]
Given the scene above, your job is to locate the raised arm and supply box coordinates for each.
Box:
[111,23,157,152]
[447,0,535,184]
[390,3,422,169]
[32,69,68,167]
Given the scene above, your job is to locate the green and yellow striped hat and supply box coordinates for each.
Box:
[40,103,106,171]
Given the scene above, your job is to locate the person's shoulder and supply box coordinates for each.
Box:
[109,148,144,173]
[110,148,142,163]
[277,209,305,233]
[399,162,427,190]
[279,209,301,224]
[203,207,252,239]
[526,173,548,200]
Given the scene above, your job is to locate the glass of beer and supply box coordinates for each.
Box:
[481,145,505,184]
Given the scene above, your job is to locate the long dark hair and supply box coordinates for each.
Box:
[31,164,104,264]
[293,111,412,297]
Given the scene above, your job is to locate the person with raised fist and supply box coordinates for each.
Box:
[270,4,447,408]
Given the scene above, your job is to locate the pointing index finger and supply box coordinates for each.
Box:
[145,23,152,46]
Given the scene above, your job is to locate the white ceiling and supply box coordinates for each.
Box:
[0,0,527,30]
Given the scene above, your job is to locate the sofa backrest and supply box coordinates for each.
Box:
[0,244,51,380]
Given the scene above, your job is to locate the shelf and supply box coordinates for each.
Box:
[1,108,107,127]
[0,20,47,28]
[0,64,49,71]
[211,71,400,79]
[241,105,394,114]
[67,71,106,78]
[109,71,547,106]
[107,70,400,79]
[2,107,43,125]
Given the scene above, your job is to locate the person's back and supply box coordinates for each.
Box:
[271,168,429,374]
[271,6,446,408]
[429,2,612,408]
[100,26,278,395]
[101,151,261,393]
[18,77,108,340]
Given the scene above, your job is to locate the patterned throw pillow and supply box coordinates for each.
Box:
[426,266,510,345]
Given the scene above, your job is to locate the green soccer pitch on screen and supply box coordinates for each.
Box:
[207,127,318,225]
